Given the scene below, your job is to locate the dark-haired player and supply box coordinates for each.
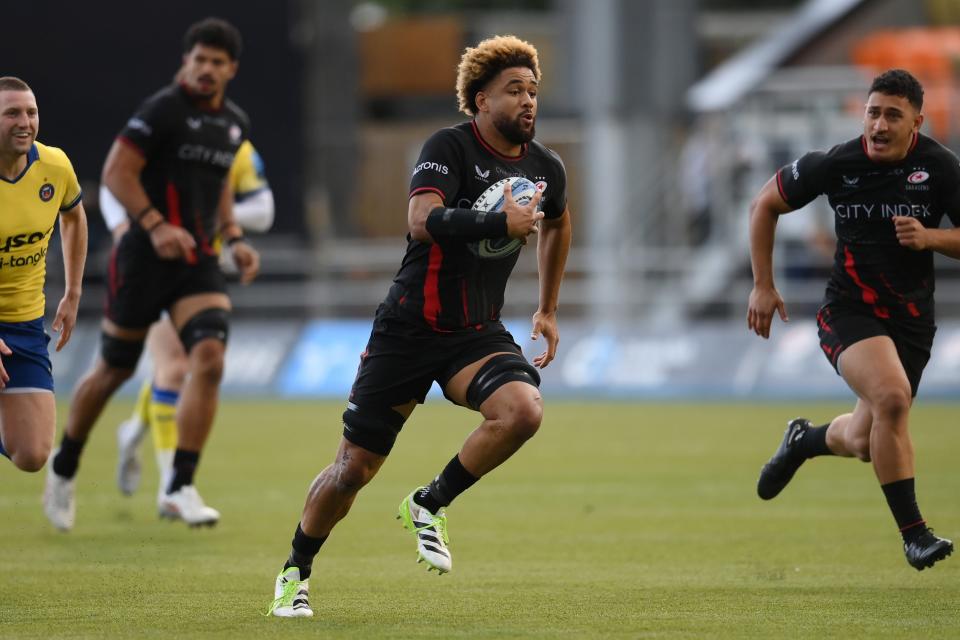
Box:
[268,35,572,617]
[748,69,954,570]
[44,17,259,530]
[0,76,87,473]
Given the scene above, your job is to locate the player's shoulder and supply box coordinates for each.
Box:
[528,138,565,172]
[820,136,863,162]
[222,97,251,129]
[140,84,182,110]
[915,132,959,164]
[33,141,74,170]
[428,122,472,147]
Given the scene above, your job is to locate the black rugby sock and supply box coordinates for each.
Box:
[52,434,87,479]
[283,523,328,580]
[796,424,833,460]
[167,449,200,494]
[881,478,926,543]
[415,454,479,514]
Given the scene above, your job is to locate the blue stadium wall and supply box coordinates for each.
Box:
[51,319,960,401]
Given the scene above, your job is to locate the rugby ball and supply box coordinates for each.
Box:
[472,176,541,212]
[469,176,544,259]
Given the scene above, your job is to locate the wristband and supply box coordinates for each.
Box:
[134,205,156,222]
[425,207,508,240]
[145,218,165,233]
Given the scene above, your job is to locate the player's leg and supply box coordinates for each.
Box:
[53,320,146,473]
[0,319,56,472]
[147,317,188,496]
[116,376,152,495]
[270,435,395,618]
[756,402,872,500]
[47,233,163,528]
[398,346,542,575]
[153,292,230,526]
[0,392,55,472]
[838,335,952,569]
[270,308,429,617]
[757,302,876,500]
[116,318,187,496]
[45,319,148,530]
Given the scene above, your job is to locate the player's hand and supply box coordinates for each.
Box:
[230,241,260,285]
[747,285,788,339]
[503,182,545,243]
[894,215,929,251]
[52,291,80,352]
[0,339,11,388]
[531,309,559,368]
[150,222,197,261]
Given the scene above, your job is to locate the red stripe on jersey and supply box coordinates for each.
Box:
[775,169,788,203]
[470,120,527,162]
[410,186,446,201]
[461,279,469,327]
[165,181,197,264]
[878,272,922,318]
[843,246,889,318]
[423,244,444,330]
[117,136,145,157]
[860,135,869,156]
[166,182,182,227]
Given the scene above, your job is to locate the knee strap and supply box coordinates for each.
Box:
[101,332,145,369]
[342,402,407,456]
[466,353,541,410]
[179,308,230,353]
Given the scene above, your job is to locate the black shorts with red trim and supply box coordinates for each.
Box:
[816,297,935,397]
[343,303,524,455]
[105,231,227,330]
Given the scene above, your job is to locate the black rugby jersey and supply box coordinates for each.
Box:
[117,83,249,256]
[386,121,567,332]
[777,133,960,318]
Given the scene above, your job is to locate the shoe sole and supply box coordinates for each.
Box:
[158,510,219,528]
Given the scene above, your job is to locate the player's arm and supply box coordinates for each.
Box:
[229,142,274,232]
[747,176,794,339]
[408,185,543,244]
[531,207,572,368]
[52,200,88,351]
[233,188,274,232]
[217,179,260,284]
[894,216,960,258]
[101,140,195,260]
[98,183,129,243]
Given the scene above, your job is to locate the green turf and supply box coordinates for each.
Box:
[1,401,958,638]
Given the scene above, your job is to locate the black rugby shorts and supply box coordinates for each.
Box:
[343,304,525,454]
[816,298,935,397]
[105,232,227,330]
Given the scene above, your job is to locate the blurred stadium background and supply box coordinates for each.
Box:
[4,2,960,637]
[5,0,960,401]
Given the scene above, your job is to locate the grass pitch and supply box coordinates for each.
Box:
[1,400,958,638]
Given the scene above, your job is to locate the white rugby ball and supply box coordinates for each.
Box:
[472,176,540,212]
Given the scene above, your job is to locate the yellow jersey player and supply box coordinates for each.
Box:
[0,76,88,474]
[100,139,273,503]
